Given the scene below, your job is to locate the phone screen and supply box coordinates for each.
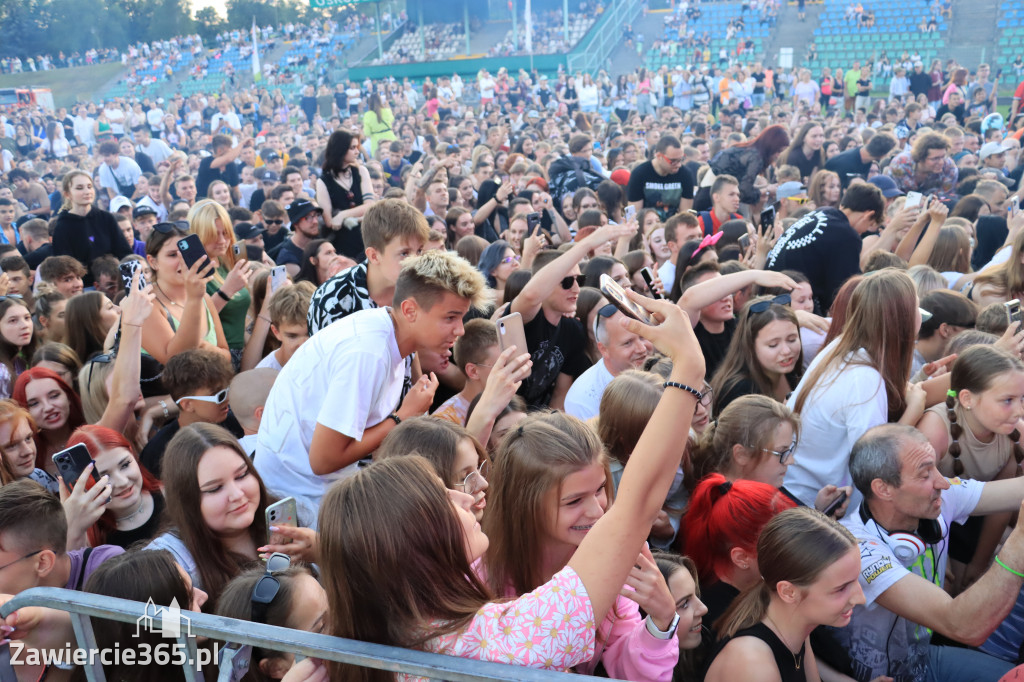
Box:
[759,206,776,236]
[639,267,662,300]
[600,274,656,325]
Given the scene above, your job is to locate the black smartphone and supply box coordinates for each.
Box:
[639,267,662,299]
[822,490,847,518]
[526,212,542,236]
[52,443,96,490]
[176,233,211,271]
[759,205,776,236]
[118,260,147,296]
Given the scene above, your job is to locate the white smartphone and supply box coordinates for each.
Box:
[265,496,298,547]
[270,265,287,292]
[905,191,923,209]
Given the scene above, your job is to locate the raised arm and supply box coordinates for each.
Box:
[97,271,153,432]
[569,293,704,625]
[907,199,948,267]
[678,269,797,323]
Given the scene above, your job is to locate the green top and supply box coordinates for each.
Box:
[362,108,396,155]
[207,265,251,350]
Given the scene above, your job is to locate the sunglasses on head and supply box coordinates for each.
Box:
[250,552,291,624]
[175,387,229,405]
[152,220,190,234]
[85,353,115,388]
[560,274,587,290]
[748,293,792,314]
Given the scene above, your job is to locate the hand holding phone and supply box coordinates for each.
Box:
[1005,299,1022,332]
[905,191,923,210]
[759,205,776,236]
[821,490,848,518]
[600,274,656,324]
[270,265,288,292]
[526,212,542,236]
[177,233,211,272]
[119,260,147,296]
[266,497,298,547]
[639,267,662,299]
[496,312,530,359]
[52,443,97,490]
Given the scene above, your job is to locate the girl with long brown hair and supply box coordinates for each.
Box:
[146,423,269,609]
[783,270,924,509]
[704,507,862,682]
[317,294,705,681]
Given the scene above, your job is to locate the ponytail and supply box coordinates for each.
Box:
[715,580,772,639]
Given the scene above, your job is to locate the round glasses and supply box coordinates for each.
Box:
[756,438,798,465]
[453,460,490,496]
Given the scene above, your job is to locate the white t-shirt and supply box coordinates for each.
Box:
[146,107,165,131]
[98,157,143,193]
[137,138,173,165]
[657,261,676,292]
[564,360,615,422]
[830,478,983,681]
[579,84,600,109]
[783,343,888,508]
[254,308,405,517]
[210,111,241,135]
[255,350,283,371]
[104,107,126,134]
[136,195,167,221]
[479,77,496,99]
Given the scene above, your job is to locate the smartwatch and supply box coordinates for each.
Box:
[644,612,680,640]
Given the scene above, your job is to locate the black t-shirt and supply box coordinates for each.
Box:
[785,147,820,181]
[248,187,266,212]
[765,207,862,314]
[695,318,737,380]
[273,237,304,267]
[626,160,696,221]
[105,492,165,550]
[856,78,871,96]
[140,420,180,479]
[701,580,741,642]
[517,312,590,408]
[195,155,241,199]
[751,72,766,94]
[936,102,965,126]
[825,147,872,188]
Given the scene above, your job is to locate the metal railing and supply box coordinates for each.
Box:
[566,0,643,74]
[0,588,602,682]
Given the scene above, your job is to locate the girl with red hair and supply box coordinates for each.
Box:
[0,398,58,492]
[13,367,85,476]
[680,473,796,639]
[693,124,791,214]
[63,425,163,550]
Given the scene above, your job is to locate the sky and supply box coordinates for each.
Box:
[192,0,228,19]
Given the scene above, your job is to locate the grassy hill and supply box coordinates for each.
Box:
[0,63,125,108]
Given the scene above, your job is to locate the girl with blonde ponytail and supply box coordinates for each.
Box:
[704,507,862,682]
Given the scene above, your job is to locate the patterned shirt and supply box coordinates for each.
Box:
[405,566,596,680]
[882,151,958,201]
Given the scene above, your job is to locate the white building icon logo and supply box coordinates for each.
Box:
[135,597,193,638]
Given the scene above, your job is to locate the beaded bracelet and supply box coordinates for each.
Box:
[996,556,1024,579]
[663,381,704,401]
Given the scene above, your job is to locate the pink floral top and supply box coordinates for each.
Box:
[402,566,596,681]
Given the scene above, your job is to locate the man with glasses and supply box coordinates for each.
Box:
[626,134,696,222]
[564,306,654,421]
[766,183,886,314]
[820,424,1024,682]
[508,222,635,410]
[776,181,814,221]
[140,348,235,478]
[883,132,959,203]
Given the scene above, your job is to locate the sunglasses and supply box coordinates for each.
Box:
[85,353,115,389]
[249,552,291,624]
[263,219,284,225]
[787,196,812,204]
[500,255,521,265]
[748,294,792,314]
[152,220,190,234]
[175,387,229,405]
[560,274,587,290]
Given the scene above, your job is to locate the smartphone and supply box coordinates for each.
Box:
[1006,299,1022,331]
[738,233,751,250]
[118,259,147,295]
[176,233,210,271]
[905,191,923,209]
[265,497,298,546]
[822,490,847,518]
[496,312,530,368]
[246,245,264,262]
[232,242,244,257]
[639,267,662,300]
[52,443,96,490]
[526,212,542,236]
[759,205,776,236]
[600,274,656,325]
[270,265,288,292]
[624,204,637,223]
[1012,196,1020,217]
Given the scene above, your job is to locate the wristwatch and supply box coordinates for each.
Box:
[387,413,401,425]
[644,612,680,640]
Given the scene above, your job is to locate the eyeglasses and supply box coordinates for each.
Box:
[696,383,714,408]
[152,220,190,234]
[500,255,521,265]
[757,438,798,465]
[175,387,229,405]
[786,196,812,204]
[85,353,115,389]
[560,274,587,290]
[0,549,42,572]
[453,460,490,496]
[748,294,792,314]
[249,552,290,624]
[658,152,684,166]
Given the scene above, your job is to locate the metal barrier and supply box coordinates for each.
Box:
[0,587,602,682]
[566,0,643,74]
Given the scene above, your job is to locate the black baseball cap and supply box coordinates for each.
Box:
[132,205,159,219]
[233,221,266,240]
[286,199,323,223]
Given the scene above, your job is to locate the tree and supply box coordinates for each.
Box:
[194,6,226,42]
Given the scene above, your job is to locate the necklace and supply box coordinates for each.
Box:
[764,614,803,670]
[115,494,148,526]
[154,282,184,308]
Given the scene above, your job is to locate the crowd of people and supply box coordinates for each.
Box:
[3,41,1024,682]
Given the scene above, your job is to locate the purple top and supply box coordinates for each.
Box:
[65,545,125,590]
